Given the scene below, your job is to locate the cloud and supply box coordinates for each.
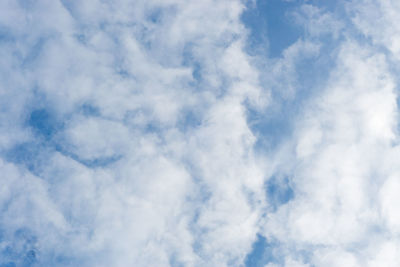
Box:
[0,0,267,266]
[257,2,400,266]
[1,0,400,266]
[350,0,400,58]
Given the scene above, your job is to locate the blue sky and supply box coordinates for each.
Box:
[1,0,400,266]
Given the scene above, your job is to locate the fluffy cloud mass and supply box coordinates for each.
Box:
[0,0,399,266]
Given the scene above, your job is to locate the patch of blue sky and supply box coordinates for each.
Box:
[242,2,344,266]
[244,3,343,153]
[177,109,202,132]
[245,235,314,267]
[242,0,302,58]
[6,107,59,175]
[80,103,101,117]
[4,142,46,175]
[0,27,16,43]
[241,0,300,150]
[246,101,293,152]
[248,50,336,152]
[148,7,163,24]
[245,234,281,267]
[266,175,294,210]
[182,44,202,84]
[27,108,60,140]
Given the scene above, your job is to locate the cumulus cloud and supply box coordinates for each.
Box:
[258,1,400,267]
[0,0,267,266]
[1,0,400,266]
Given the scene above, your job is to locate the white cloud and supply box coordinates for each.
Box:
[0,0,267,266]
[2,0,400,266]
[350,0,400,58]
[261,5,400,266]
[292,4,344,38]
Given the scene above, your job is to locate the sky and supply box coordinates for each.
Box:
[0,0,400,266]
